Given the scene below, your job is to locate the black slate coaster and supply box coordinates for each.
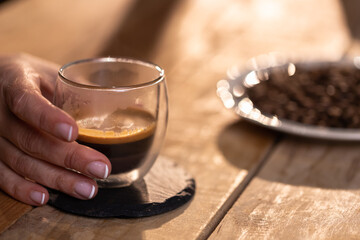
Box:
[47,157,195,218]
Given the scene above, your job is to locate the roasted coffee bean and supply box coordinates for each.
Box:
[246,63,360,128]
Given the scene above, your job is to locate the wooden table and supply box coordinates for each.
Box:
[0,0,360,239]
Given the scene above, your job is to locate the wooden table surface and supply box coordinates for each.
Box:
[0,0,360,239]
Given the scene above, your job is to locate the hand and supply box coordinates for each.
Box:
[0,53,111,206]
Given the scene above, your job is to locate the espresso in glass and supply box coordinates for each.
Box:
[76,108,156,174]
[54,57,168,188]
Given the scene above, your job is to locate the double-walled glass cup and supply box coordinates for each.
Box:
[54,58,168,188]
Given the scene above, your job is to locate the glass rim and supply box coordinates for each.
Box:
[58,57,165,90]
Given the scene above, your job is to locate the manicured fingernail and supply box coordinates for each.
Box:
[87,161,109,179]
[74,182,95,199]
[55,123,73,141]
[30,191,45,205]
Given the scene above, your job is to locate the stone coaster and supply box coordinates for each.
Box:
[47,157,195,218]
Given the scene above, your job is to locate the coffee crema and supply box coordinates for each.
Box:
[76,108,156,174]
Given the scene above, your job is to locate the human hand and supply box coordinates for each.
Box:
[0,53,111,206]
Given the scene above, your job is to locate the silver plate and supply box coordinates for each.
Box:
[217,55,360,141]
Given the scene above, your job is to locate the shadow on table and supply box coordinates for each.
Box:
[340,0,360,40]
[218,120,360,190]
[217,120,278,172]
[0,0,10,5]
[99,0,181,61]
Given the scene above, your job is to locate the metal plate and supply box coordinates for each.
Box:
[217,55,360,141]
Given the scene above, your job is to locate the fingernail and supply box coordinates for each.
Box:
[30,191,45,205]
[87,161,109,179]
[74,182,95,199]
[55,123,73,142]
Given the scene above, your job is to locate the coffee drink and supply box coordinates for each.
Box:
[76,108,156,174]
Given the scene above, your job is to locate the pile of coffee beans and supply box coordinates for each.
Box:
[246,62,360,128]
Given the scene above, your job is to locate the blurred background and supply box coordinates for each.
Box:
[0,0,356,67]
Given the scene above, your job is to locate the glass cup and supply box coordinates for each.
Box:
[54,58,168,188]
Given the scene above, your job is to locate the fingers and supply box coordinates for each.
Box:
[0,159,48,206]
[1,111,111,180]
[1,58,77,142]
[3,82,78,142]
[0,137,98,203]
[0,54,108,206]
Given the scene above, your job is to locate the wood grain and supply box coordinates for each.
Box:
[0,0,277,239]
[209,2,360,237]
[0,192,32,234]
[210,137,360,239]
[0,0,355,239]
